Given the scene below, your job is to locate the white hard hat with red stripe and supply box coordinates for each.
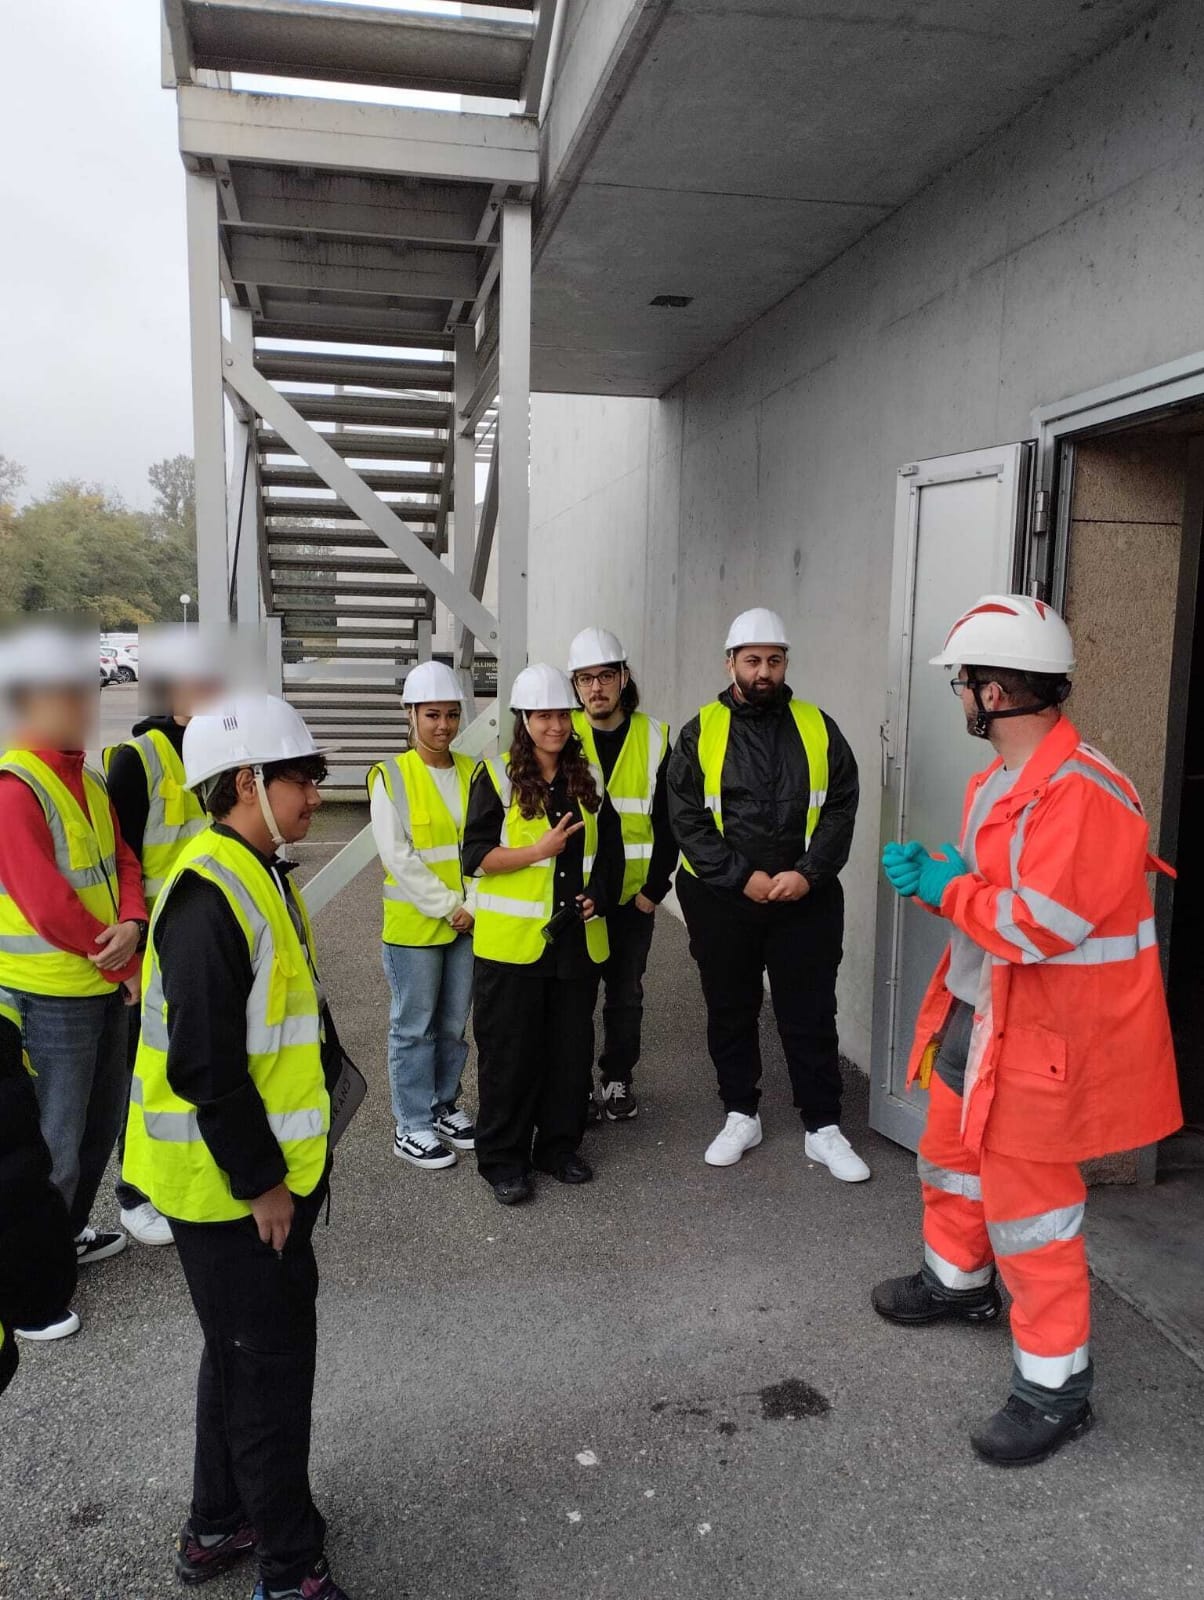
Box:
[930,595,1076,675]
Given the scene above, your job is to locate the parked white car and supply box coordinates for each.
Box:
[101,646,138,684]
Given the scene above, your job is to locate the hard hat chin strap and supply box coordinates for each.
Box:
[969,681,1068,739]
[253,765,287,851]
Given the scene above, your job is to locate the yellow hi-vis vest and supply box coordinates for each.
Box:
[471,756,609,965]
[123,828,330,1223]
[367,750,473,947]
[103,729,207,909]
[0,751,122,997]
[681,699,830,877]
[572,710,669,905]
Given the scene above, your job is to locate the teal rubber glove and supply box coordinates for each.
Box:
[916,842,969,909]
[882,840,927,896]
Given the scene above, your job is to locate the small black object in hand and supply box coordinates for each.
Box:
[541,903,584,944]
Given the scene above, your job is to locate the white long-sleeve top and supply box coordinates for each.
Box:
[369,759,474,924]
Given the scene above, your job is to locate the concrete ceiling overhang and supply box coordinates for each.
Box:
[531,0,1162,396]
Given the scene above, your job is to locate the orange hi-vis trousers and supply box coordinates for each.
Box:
[919,1076,1091,1396]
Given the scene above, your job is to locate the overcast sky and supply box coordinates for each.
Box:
[1,2,192,509]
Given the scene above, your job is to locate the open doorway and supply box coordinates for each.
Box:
[1059,417,1204,1148]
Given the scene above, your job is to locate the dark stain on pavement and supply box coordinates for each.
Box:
[715,1421,738,1436]
[758,1378,831,1421]
[67,1502,106,1529]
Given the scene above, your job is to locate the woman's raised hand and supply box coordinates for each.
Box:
[537,811,585,859]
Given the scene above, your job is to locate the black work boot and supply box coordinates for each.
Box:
[970,1394,1094,1467]
[872,1269,1002,1326]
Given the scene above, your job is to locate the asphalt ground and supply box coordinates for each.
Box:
[2,769,1203,1599]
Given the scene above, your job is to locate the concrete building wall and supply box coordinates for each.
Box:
[528,0,1204,1069]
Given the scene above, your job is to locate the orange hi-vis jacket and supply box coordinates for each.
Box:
[907,716,1182,1163]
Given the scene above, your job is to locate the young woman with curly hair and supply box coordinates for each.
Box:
[462,664,623,1206]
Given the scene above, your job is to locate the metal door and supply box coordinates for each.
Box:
[869,443,1035,1149]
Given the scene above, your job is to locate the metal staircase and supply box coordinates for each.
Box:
[163,0,555,792]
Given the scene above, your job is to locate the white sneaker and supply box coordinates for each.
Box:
[16,1309,81,1341]
[804,1125,871,1183]
[120,1201,175,1247]
[393,1128,457,1169]
[704,1111,763,1167]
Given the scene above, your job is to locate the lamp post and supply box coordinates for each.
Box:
[180,592,192,623]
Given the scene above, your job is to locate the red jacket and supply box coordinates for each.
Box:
[907,717,1181,1162]
[0,750,147,987]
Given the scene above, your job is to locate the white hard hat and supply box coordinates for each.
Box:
[509,663,577,711]
[139,624,228,684]
[567,627,627,674]
[184,694,324,789]
[402,660,465,705]
[725,608,790,652]
[0,624,98,690]
[930,595,1076,675]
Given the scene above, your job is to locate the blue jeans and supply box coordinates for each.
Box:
[382,936,473,1135]
[14,987,129,1235]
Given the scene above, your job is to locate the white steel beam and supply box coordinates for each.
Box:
[458,435,498,671]
[495,199,530,703]
[186,171,230,623]
[453,324,478,682]
[226,170,490,244]
[222,339,501,647]
[227,231,481,301]
[521,0,558,117]
[178,87,539,187]
[227,307,262,625]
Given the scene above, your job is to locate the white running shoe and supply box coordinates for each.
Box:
[393,1128,457,1169]
[120,1201,176,1247]
[804,1125,871,1183]
[16,1309,81,1342]
[704,1111,763,1167]
[433,1108,477,1151]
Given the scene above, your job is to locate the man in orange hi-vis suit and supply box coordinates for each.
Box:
[875,594,1181,1467]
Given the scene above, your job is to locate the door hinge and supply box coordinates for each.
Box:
[1031,488,1050,536]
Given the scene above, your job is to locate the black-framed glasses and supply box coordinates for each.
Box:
[573,669,621,689]
[949,677,976,697]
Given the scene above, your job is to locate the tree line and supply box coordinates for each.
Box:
[0,454,199,629]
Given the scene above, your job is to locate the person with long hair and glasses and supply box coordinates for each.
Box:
[462,665,623,1206]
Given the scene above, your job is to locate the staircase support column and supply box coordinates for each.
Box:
[495,198,531,708]
[185,169,230,623]
[227,306,263,627]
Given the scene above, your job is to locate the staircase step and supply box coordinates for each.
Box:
[255,353,454,392]
[270,551,434,574]
[265,531,433,554]
[276,392,451,430]
[284,644,421,662]
[261,467,440,495]
[258,429,447,464]
[281,602,432,620]
[263,498,440,524]
[184,0,535,99]
[271,579,429,600]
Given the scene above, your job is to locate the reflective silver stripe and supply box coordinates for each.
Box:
[610,797,651,815]
[1043,917,1156,966]
[1013,1339,1090,1387]
[988,1203,1084,1258]
[416,844,461,864]
[247,1011,323,1056]
[704,793,721,814]
[994,889,1047,960]
[923,1242,994,1291]
[623,842,654,860]
[582,852,596,874]
[0,931,58,954]
[810,789,827,808]
[1050,757,1140,812]
[1017,888,1093,946]
[475,891,547,919]
[488,757,514,811]
[917,1155,982,1201]
[0,762,116,896]
[130,1078,325,1145]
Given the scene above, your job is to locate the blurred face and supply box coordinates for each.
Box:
[12,685,95,750]
[525,708,573,755]
[411,700,462,754]
[572,664,625,720]
[727,646,787,705]
[170,677,226,721]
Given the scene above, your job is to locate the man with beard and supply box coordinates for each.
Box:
[667,609,868,1178]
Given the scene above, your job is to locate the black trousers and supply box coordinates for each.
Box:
[677,872,844,1130]
[171,1177,329,1590]
[597,900,656,1085]
[473,958,599,1182]
[114,1007,148,1212]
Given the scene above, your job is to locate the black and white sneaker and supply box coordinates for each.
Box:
[433,1109,476,1151]
[75,1226,127,1265]
[393,1128,457,1169]
[601,1080,638,1121]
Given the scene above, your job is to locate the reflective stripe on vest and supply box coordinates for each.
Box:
[104,729,206,908]
[470,756,608,965]
[680,699,830,877]
[367,751,472,948]
[572,710,668,904]
[0,752,121,997]
[122,829,329,1223]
